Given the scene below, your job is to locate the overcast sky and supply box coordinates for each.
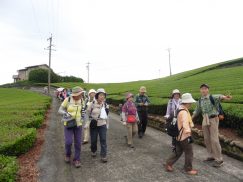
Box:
[0,0,243,84]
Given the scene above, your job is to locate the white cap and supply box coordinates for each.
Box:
[88,89,96,95]
[181,93,196,104]
[172,89,180,95]
[95,88,107,99]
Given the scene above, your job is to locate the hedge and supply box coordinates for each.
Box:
[0,127,37,156]
[0,88,51,181]
[0,155,18,182]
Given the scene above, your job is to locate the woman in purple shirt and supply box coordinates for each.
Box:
[165,89,181,120]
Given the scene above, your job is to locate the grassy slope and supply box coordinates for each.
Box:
[54,57,243,104]
[54,57,243,134]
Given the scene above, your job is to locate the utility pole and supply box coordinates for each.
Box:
[45,34,55,95]
[166,48,172,76]
[86,62,90,83]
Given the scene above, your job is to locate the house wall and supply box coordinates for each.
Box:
[18,70,27,80]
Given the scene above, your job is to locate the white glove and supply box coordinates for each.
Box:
[123,122,127,126]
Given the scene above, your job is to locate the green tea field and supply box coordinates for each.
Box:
[0,88,51,181]
[54,57,243,135]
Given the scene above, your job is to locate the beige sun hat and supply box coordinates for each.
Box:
[71,86,83,97]
[181,93,196,104]
[88,89,96,95]
[139,86,147,93]
[172,89,181,95]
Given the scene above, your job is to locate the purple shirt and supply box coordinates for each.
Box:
[122,101,137,115]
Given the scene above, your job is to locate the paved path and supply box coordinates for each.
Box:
[37,92,243,182]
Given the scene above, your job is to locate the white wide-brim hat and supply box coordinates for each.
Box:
[181,93,196,104]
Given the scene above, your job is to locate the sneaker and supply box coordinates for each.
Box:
[213,160,224,168]
[187,169,198,175]
[164,164,173,172]
[74,160,81,168]
[91,152,97,158]
[128,144,135,148]
[101,157,108,163]
[65,156,71,163]
[203,157,215,162]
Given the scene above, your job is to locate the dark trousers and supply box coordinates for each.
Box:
[64,126,82,161]
[90,125,107,157]
[138,111,148,135]
[166,138,193,171]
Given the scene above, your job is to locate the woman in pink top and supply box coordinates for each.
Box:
[165,93,198,175]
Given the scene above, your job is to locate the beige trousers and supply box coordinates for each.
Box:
[126,123,138,145]
[83,126,90,142]
[202,117,223,161]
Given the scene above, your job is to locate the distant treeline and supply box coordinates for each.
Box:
[29,68,84,83]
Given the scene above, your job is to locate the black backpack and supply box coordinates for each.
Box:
[166,109,185,137]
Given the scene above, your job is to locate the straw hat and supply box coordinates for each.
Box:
[181,93,196,104]
[139,86,147,93]
[71,86,83,97]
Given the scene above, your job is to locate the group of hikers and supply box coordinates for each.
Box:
[57,83,232,175]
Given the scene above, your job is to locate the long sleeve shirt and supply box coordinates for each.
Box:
[58,97,83,126]
[135,94,151,112]
[177,106,193,141]
[86,100,108,127]
[121,101,139,122]
[165,99,181,118]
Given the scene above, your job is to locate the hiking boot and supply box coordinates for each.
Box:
[213,160,224,168]
[91,152,97,158]
[101,157,108,163]
[83,141,89,145]
[164,164,173,172]
[203,157,215,162]
[186,169,198,175]
[65,156,71,163]
[74,160,81,168]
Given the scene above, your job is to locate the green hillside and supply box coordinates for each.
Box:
[54,57,243,135]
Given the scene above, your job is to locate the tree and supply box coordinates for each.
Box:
[28,69,84,83]
[29,69,61,83]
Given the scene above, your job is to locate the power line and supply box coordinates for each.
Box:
[30,0,43,40]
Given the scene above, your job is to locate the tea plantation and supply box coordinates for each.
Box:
[0,88,51,181]
[54,57,243,136]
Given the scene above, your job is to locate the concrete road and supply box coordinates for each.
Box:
[37,94,243,182]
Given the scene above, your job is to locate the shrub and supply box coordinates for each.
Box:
[29,68,61,83]
[0,155,18,182]
[0,127,36,156]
